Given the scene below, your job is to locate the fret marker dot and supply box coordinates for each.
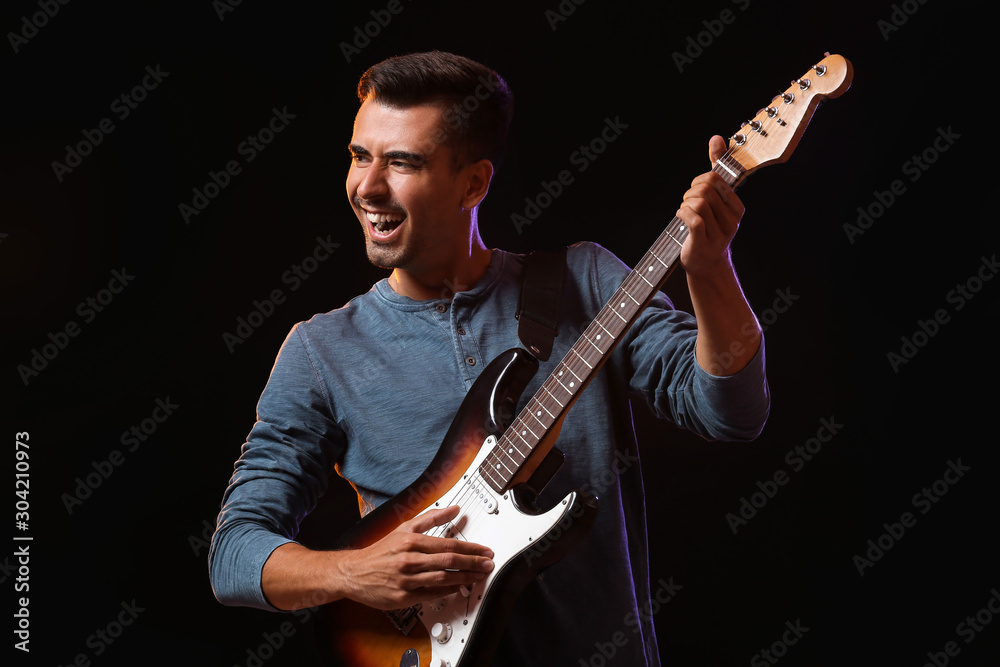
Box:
[569,381,575,388]
[620,302,626,308]
[596,334,601,340]
[536,411,541,416]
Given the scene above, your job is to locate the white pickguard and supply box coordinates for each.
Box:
[412,435,579,667]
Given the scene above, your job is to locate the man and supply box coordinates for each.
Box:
[210,51,769,665]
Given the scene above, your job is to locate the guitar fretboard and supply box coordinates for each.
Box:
[479,156,745,493]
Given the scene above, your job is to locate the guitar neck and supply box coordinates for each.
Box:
[478,51,854,493]
[479,158,746,493]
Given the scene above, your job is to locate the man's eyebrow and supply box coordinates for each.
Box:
[348,144,426,165]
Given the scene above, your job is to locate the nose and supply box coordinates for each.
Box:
[352,160,388,202]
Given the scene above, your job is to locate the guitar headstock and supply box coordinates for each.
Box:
[724,53,853,183]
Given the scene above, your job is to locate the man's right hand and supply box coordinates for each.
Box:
[337,505,495,610]
[261,505,494,611]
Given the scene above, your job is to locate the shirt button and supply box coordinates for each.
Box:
[466,356,476,366]
[435,303,447,313]
[457,327,466,335]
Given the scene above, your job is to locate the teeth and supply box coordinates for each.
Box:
[366,211,403,224]
[365,210,404,233]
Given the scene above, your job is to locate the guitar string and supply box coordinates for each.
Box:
[420,78,806,544]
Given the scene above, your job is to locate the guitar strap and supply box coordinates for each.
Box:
[516,247,567,361]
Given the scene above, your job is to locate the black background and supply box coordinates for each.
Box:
[4,0,996,665]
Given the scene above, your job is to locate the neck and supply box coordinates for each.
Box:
[389,236,492,301]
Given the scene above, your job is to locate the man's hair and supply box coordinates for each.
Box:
[357,51,513,170]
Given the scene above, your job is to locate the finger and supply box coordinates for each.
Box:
[420,550,495,574]
[708,134,728,165]
[676,204,710,246]
[689,173,736,209]
[398,508,495,559]
[401,505,461,534]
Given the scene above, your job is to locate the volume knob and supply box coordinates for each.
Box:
[431,622,453,643]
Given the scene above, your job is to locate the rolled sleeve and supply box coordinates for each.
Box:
[583,241,770,441]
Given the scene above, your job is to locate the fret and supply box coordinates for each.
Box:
[531,396,556,420]
[541,383,565,409]
[621,287,641,306]
[648,249,669,268]
[504,432,528,458]
[570,347,593,369]
[552,372,572,394]
[514,416,538,442]
[558,362,582,384]
[490,453,514,476]
[715,159,739,181]
[583,332,604,355]
[593,318,615,341]
[499,437,526,466]
[663,228,684,249]
[549,368,578,394]
[480,464,504,489]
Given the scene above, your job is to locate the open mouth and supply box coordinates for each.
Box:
[365,209,406,235]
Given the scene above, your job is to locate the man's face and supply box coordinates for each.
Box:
[347,100,474,275]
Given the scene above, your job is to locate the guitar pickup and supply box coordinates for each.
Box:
[467,478,498,514]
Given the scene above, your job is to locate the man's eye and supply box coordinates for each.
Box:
[351,153,371,164]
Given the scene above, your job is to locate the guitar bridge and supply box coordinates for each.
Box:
[385,603,422,635]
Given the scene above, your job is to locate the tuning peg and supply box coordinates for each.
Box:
[792,78,811,90]
[812,64,827,75]
[776,91,794,104]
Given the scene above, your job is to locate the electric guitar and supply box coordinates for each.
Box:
[316,53,853,667]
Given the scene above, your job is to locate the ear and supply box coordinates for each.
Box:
[460,159,494,209]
